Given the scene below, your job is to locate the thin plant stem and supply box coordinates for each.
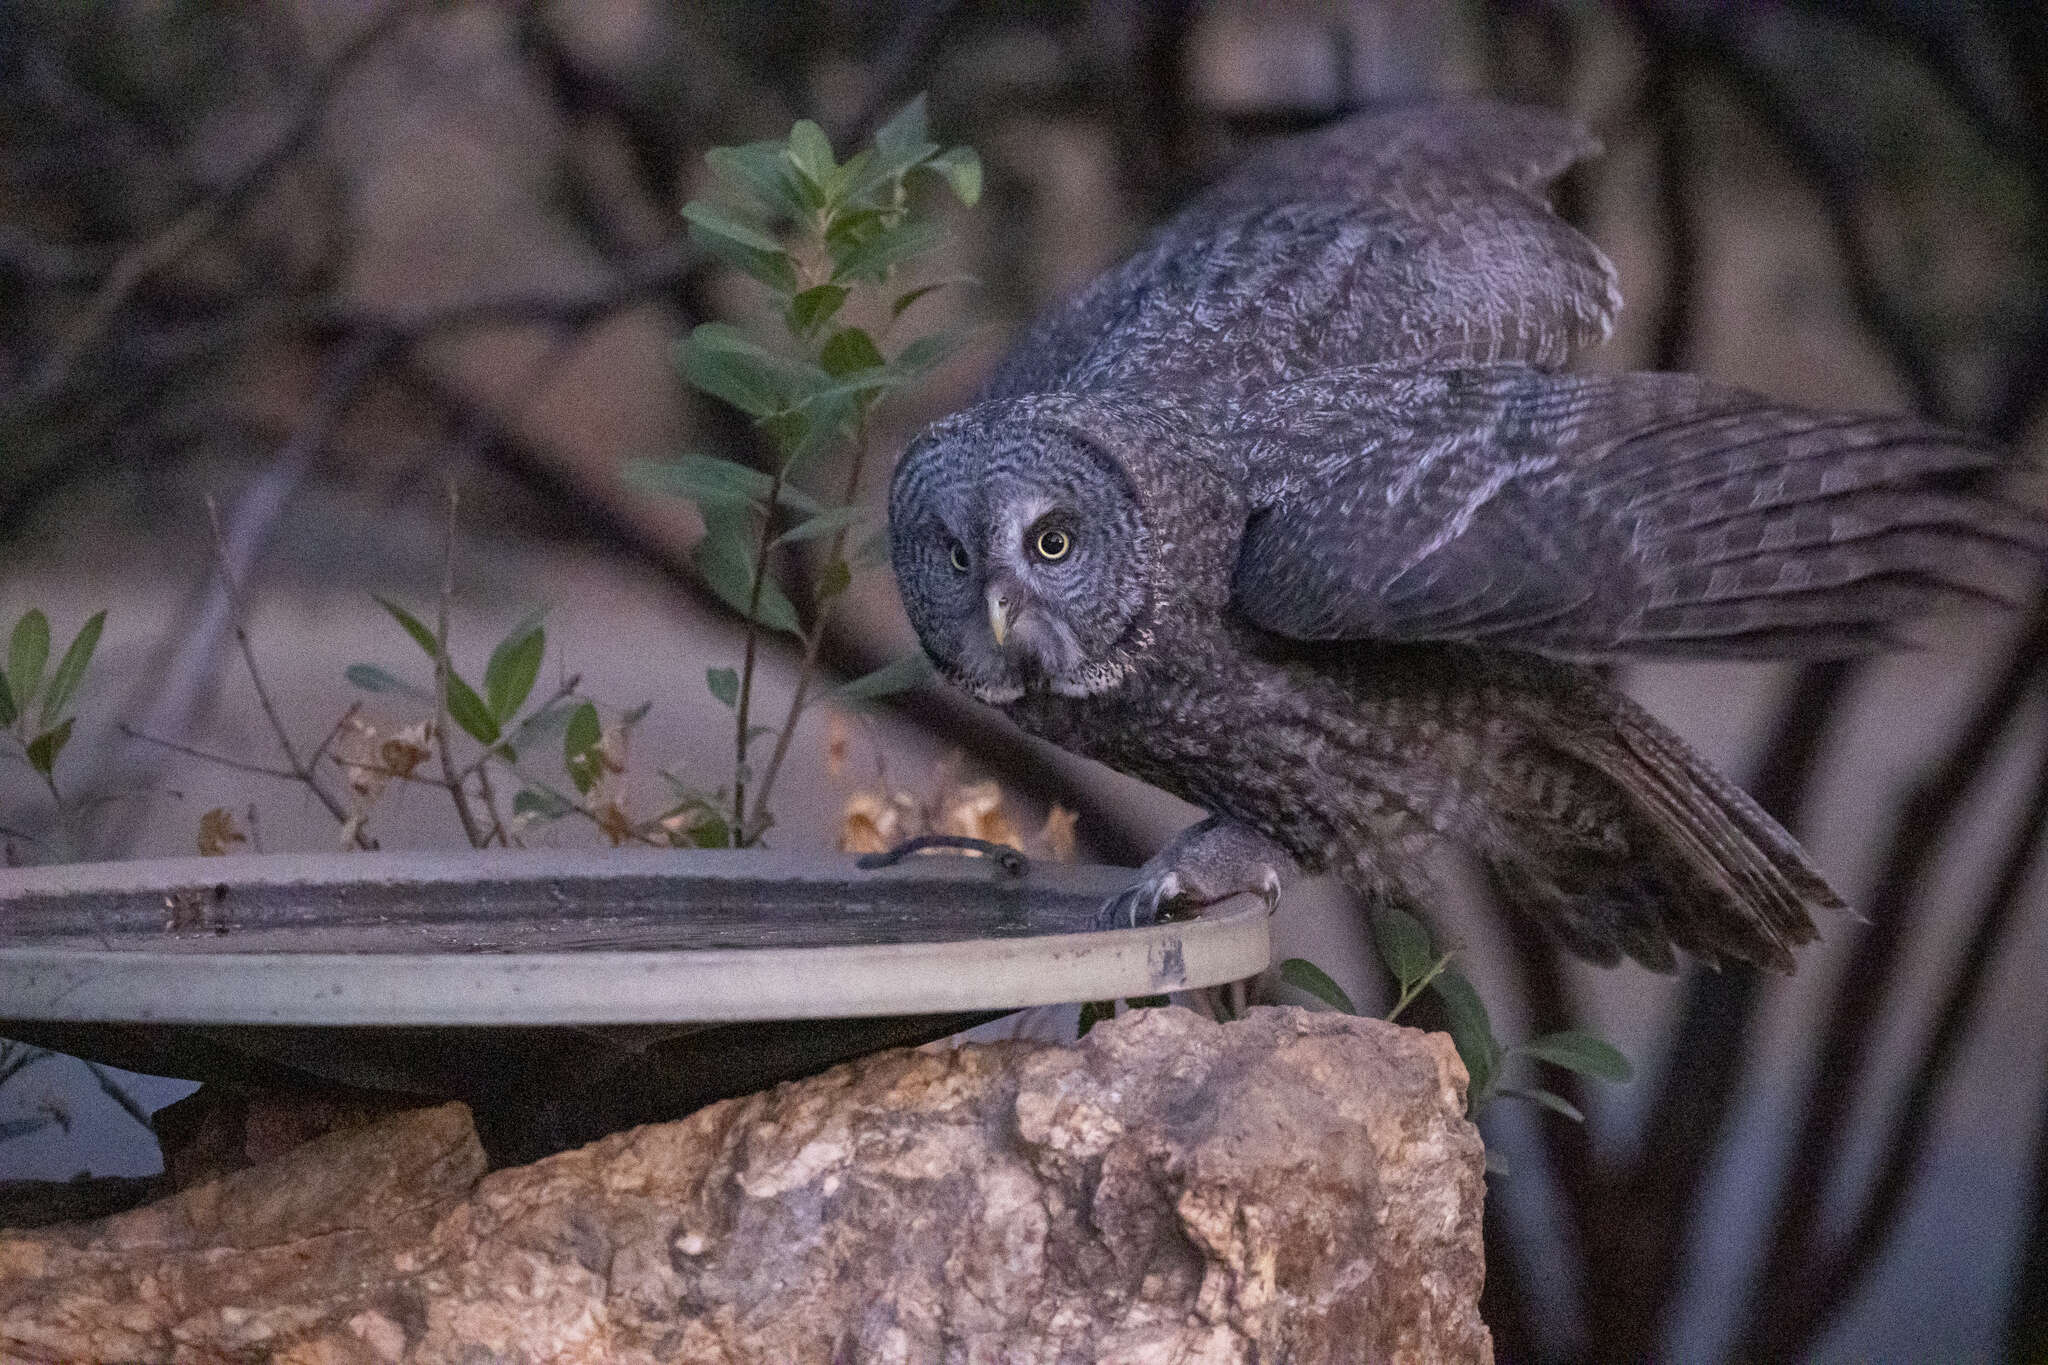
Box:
[730,457,790,844]
[1386,955,1453,1024]
[748,412,874,838]
[471,751,511,847]
[432,482,489,850]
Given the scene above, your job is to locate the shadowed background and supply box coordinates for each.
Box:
[2,1,2046,1360]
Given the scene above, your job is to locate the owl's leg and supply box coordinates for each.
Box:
[1095,817,1297,929]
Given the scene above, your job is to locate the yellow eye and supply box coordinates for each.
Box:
[948,542,970,574]
[1034,528,1072,561]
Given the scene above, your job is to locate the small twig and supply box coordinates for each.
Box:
[855,834,1029,878]
[306,702,362,777]
[323,757,451,789]
[118,726,304,785]
[432,482,489,850]
[202,497,371,849]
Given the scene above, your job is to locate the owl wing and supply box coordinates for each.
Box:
[1227,368,2041,659]
[984,101,1620,406]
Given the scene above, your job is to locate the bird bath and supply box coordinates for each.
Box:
[0,849,1270,1160]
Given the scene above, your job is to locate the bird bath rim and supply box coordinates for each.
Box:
[0,848,1272,1026]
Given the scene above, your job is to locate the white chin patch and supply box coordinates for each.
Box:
[967,679,1026,704]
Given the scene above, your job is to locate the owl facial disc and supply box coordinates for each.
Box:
[889,408,1152,704]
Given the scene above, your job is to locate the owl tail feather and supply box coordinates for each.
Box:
[1482,688,1840,973]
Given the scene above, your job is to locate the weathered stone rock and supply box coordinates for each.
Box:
[0,1007,1489,1364]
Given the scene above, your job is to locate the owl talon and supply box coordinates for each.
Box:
[1091,818,1295,931]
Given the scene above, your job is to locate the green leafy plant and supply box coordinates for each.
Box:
[1280,903,1632,1132]
[631,95,979,847]
[1,606,105,826]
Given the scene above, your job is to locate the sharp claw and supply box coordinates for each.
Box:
[1095,880,1162,931]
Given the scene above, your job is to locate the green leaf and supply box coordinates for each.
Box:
[678,200,784,255]
[626,454,824,516]
[831,216,942,283]
[8,611,49,710]
[442,671,500,747]
[343,664,434,703]
[1370,904,1434,989]
[833,652,932,704]
[0,668,16,727]
[688,812,731,848]
[772,504,867,548]
[707,666,739,708]
[693,521,802,635]
[25,717,72,777]
[1077,1000,1115,1037]
[843,95,940,203]
[825,207,886,257]
[563,700,603,795]
[1127,994,1171,1009]
[891,327,964,380]
[513,787,574,822]
[39,610,104,727]
[891,276,976,319]
[786,119,837,190]
[1431,967,1502,1106]
[507,696,582,752]
[679,324,835,418]
[819,326,886,377]
[483,615,546,724]
[706,141,815,219]
[1278,957,1358,1014]
[787,284,849,337]
[787,120,836,184]
[872,94,932,161]
[1516,1030,1634,1084]
[372,596,439,659]
[682,203,798,294]
[814,557,852,603]
[1502,1086,1586,1125]
[923,146,982,205]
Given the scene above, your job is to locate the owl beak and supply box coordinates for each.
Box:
[987,585,1014,647]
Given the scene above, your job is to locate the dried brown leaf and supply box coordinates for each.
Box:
[1037,805,1078,862]
[196,807,247,857]
[596,801,635,847]
[934,779,1023,852]
[838,789,921,854]
[378,721,433,781]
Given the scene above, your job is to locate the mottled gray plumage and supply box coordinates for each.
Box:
[888,101,2041,971]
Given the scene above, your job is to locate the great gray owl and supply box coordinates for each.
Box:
[886,101,2041,971]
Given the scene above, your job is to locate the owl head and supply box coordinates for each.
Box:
[889,405,1153,703]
